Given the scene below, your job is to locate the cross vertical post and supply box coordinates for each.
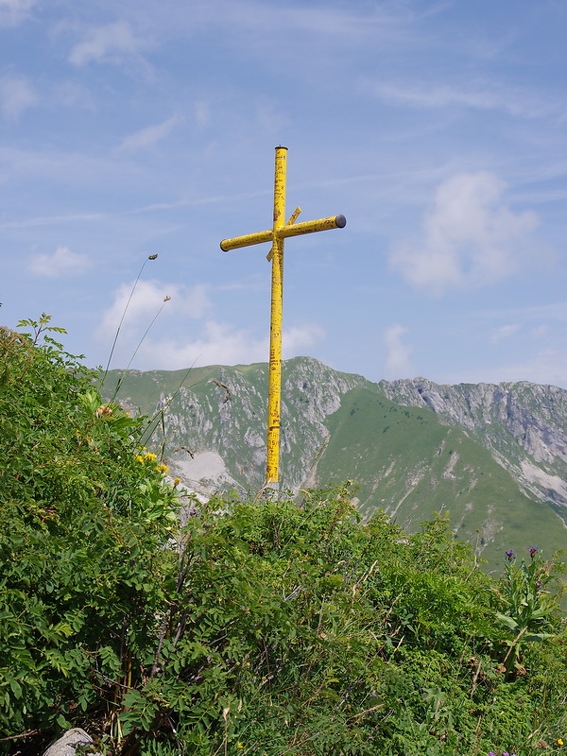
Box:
[220,146,346,485]
[266,146,287,483]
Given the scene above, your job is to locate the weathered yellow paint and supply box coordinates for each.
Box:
[287,206,302,225]
[219,213,346,252]
[265,146,287,482]
[220,228,273,251]
[220,146,346,484]
[266,206,302,261]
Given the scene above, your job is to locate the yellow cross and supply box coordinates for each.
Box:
[220,146,346,485]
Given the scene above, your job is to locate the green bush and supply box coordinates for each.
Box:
[0,317,179,748]
[1,317,567,755]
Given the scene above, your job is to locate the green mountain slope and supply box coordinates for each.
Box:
[313,386,566,572]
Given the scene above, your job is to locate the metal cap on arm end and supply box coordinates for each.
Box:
[335,214,347,229]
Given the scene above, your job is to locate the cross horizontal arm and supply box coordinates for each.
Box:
[280,213,346,239]
[220,213,346,252]
[220,228,273,252]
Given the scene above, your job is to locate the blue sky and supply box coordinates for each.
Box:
[2,0,567,387]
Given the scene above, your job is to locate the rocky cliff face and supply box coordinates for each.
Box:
[378,378,567,510]
[146,357,368,496]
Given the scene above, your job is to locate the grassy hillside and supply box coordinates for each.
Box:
[102,364,225,415]
[315,387,567,573]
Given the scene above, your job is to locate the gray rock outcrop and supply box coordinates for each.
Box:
[42,728,100,756]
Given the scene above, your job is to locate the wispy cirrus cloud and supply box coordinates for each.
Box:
[490,323,519,344]
[141,0,407,42]
[0,0,36,27]
[0,72,36,119]
[28,246,92,278]
[69,21,152,66]
[117,116,179,152]
[390,171,539,295]
[383,324,414,379]
[445,348,567,389]
[56,80,96,111]
[194,101,211,129]
[361,79,565,120]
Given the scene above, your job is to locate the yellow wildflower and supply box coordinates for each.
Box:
[558,739,564,746]
[157,463,169,474]
[136,455,144,464]
[237,744,243,750]
[144,452,157,461]
[173,477,181,486]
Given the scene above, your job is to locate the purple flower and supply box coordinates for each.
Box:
[505,549,514,560]
[529,545,538,558]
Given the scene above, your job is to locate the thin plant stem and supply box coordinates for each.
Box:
[140,357,200,448]
[101,253,158,387]
[111,295,171,401]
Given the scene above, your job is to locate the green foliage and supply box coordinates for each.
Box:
[113,496,567,756]
[2,319,567,755]
[495,547,564,675]
[0,318,180,747]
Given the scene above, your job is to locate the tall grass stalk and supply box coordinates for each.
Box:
[140,357,200,453]
[101,253,158,387]
[110,294,171,401]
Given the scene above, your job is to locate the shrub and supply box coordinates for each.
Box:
[0,317,179,749]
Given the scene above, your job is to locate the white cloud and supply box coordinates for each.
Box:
[0,0,36,27]
[28,246,91,278]
[255,97,290,134]
[281,323,325,358]
[69,22,150,66]
[390,172,539,294]
[97,277,324,369]
[56,81,96,111]
[363,80,561,120]
[153,1,402,43]
[117,116,178,152]
[0,73,37,120]
[530,324,549,339]
[383,324,414,379]
[128,321,324,371]
[194,101,211,129]
[490,324,519,344]
[445,349,567,390]
[135,322,266,369]
[98,279,212,339]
